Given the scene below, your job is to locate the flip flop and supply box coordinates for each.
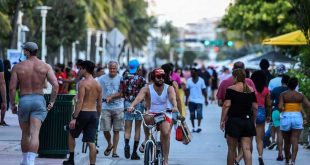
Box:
[139,143,144,153]
[104,145,113,156]
[112,153,119,158]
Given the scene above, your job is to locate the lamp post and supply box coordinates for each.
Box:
[36,6,52,63]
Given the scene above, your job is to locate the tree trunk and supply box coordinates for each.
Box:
[9,0,21,49]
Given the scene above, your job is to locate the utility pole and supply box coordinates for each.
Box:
[36,6,52,63]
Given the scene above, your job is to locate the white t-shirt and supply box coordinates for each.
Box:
[186,77,206,104]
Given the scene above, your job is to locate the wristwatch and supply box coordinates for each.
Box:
[72,114,78,119]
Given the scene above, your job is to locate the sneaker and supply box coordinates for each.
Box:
[131,152,140,160]
[63,159,75,165]
[258,157,264,165]
[192,129,196,133]
[124,144,130,159]
[268,142,277,150]
[276,155,283,161]
[234,160,239,165]
[196,128,202,133]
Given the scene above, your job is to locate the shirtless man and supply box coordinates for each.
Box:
[63,60,102,165]
[9,42,59,165]
[128,68,178,165]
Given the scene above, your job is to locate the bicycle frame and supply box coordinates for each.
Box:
[132,110,170,165]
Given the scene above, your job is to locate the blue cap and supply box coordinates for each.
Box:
[129,59,139,74]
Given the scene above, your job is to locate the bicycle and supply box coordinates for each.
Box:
[132,109,172,165]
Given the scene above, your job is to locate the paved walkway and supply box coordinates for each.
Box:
[1,104,310,164]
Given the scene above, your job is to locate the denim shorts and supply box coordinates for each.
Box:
[18,94,47,122]
[124,101,145,121]
[280,112,303,131]
[256,106,266,124]
[188,102,203,120]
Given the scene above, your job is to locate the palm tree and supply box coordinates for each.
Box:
[114,0,155,62]
[79,0,124,30]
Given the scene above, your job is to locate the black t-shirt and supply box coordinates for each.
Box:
[198,69,211,86]
[225,88,257,118]
[0,60,4,72]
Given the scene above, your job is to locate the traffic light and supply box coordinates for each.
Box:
[204,40,210,46]
[226,41,234,47]
[214,46,220,52]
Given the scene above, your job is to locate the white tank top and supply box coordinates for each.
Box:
[149,84,169,113]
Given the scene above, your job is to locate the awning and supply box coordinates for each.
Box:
[249,51,296,63]
[262,30,308,45]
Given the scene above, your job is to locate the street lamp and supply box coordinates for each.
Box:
[36,5,52,63]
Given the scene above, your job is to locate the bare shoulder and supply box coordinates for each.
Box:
[45,63,53,69]
[78,79,86,87]
[11,63,20,71]
[227,85,235,90]
[248,86,255,92]
[95,80,102,90]
[141,86,149,93]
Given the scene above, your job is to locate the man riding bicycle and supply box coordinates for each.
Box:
[128,68,178,165]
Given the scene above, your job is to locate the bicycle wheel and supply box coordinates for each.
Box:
[144,142,155,165]
[155,142,164,165]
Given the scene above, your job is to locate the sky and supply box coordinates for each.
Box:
[149,0,233,27]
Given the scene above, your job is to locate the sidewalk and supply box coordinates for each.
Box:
[1,104,310,164]
[0,111,117,165]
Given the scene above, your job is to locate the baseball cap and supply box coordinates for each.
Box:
[21,42,38,52]
[276,64,286,75]
[153,68,165,76]
[128,59,139,74]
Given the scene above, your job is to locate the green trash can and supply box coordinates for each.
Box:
[38,94,75,158]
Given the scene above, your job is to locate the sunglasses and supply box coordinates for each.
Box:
[155,74,165,79]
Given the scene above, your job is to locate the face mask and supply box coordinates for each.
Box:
[20,52,27,61]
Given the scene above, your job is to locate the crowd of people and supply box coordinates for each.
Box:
[219,60,310,165]
[1,41,309,165]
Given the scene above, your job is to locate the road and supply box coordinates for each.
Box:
[1,103,310,164]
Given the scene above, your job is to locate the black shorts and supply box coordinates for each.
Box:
[70,111,99,143]
[225,117,256,139]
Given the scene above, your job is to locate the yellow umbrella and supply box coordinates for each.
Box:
[262,30,308,45]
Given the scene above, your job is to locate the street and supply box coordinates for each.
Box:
[1,103,310,165]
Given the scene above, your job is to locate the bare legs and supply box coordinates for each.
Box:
[226,136,252,165]
[19,117,42,153]
[159,121,172,165]
[255,123,265,158]
[282,130,302,164]
[226,136,237,165]
[275,127,283,158]
[104,131,119,154]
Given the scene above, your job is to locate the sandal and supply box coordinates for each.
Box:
[112,153,119,158]
[104,145,113,156]
[139,143,145,153]
[0,121,9,126]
